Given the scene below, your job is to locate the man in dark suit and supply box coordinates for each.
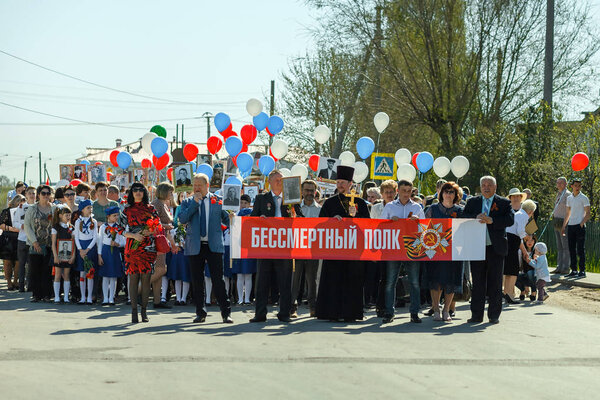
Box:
[462,175,514,324]
[249,170,303,323]
[318,159,337,180]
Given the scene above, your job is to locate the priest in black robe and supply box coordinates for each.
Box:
[316,165,370,321]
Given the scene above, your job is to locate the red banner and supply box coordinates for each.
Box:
[230,216,486,261]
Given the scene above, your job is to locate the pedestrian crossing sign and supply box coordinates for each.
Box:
[370,153,397,180]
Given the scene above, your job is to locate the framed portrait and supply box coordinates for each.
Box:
[174,164,193,189]
[90,164,107,184]
[133,168,147,185]
[316,157,340,182]
[282,176,302,205]
[57,239,73,262]
[198,153,212,166]
[222,184,241,211]
[59,164,73,181]
[73,164,88,182]
[147,168,157,186]
[243,184,259,205]
[226,156,238,174]
[210,159,227,191]
[114,173,130,191]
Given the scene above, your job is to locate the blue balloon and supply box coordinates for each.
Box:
[116,151,132,170]
[258,155,275,176]
[236,152,253,172]
[225,136,243,157]
[253,112,269,131]
[267,115,284,135]
[214,112,231,132]
[196,163,213,180]
[225,176,242,185]
[240,169,251,179]
[356,137,375,159]
[189,161,197,172]
[80,160,90,166]
[151,137,168,158]
[416,151,434,173]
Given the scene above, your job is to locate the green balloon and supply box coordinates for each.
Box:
[150,125,167,138]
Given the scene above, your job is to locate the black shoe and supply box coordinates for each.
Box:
[381,316,394,324]
[467,317,483,323]
[126,300,131,305]
[449,309,455,318]
[489,318,500,324]
[277,316,291,323]
[101,302,109,306]
[141,307,148,322]
[578,271,586,278]
[153,302,171,309]
[565,271,578,277]
[376,309,385,318]
[30,297,40,303]
[504,294,520,304]
[529,295,536,301]
[249,316,266,323]
[131,310,139,324]
[519,294,525,301]
[193,315,206,323]
[410,313,422,323]
[424,308,435,316]
[109,302,115,306]
[223,316,234,324]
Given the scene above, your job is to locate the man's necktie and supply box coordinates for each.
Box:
[274,196,282,218]
[483,198,491,246]
[200,197,207,237]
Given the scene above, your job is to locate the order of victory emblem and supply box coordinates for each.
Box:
[403,221,452,260]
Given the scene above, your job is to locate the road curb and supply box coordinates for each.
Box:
[551,274,600,289]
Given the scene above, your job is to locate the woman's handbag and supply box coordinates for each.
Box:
[154,228,171,253]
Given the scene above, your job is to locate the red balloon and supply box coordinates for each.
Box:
[222,130,237,140]
[219,123,233,138]
[110,150,120,167]
[167,167,174,181]
[152,154,169,170]
[269,148,279,162]
[412,152,420,168]
[308,154,320,171]
[106,172,114,180]
[70,179,82,187]
[571,152,589,171]
[95,161,103,166]
[240,124,258,145]
[207,136,223,155]
[232,154,239,167]
[241,143,248,153]
[183,143,199,162]
[141,158,152,169]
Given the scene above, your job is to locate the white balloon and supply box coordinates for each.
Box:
[55,179,69,189]
[279,168,292,177]
[270,139,288,159]
[313,125,331,145]
[246,98,263,117]
[433,156,451,178]
[450,156,470,178]
[395,148,411,165]
[353,161,369,183]
[291,164,309,183]
[141,132,158,155]
[374,112,390,133]
[339,151,355,166]
[397,163,416,182]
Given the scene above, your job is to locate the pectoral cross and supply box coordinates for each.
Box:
[346,188,360,207]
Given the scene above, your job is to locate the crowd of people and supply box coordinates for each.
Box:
[0,165,591,326]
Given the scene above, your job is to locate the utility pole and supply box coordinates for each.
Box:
[38,152,42,185]
[202,112,213,142]
[176,124,179,148]
[23,159,27,182]
[543,0,554,108]
[181,124,185,146]
[269,80,275,147]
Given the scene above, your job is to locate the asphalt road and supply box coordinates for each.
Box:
[1,284,599,399]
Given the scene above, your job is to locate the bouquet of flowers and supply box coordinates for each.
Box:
[131,217,161,250]
[105,225,125,253]
[83,256,95,279]
[287,204,297,218]
[174,224,186,246]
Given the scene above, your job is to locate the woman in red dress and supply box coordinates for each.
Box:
[123,183,159,323]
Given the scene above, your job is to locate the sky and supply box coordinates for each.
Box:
[0,0,599,185]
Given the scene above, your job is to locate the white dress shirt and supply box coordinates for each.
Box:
[381,199,425,219]
[300,199,321,218]
[97,223,126,255]
[74,216,98,250]
[506,208,528,239]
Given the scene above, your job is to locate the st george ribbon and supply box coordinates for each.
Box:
[231,217,486,261]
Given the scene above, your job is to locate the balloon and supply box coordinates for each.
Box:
[236,152,253,172]
[412,152,419,168]
[356,137,375,159]
[150,125,167,138]
[246,98,263,117]
[80,160,90,166]
[214,112,231,132]
[432,157,451,177]
[415,151,434,173]
[313,125,331,145]
[395,148,411,165]
[450,156,470,178]
[240,124,258,145]
[70,179,82,187]
[308,154,320,171]
[269,148,279,162]
[241,142,248,153]
[266,127,274,137]
[267,115,284,135]
[183,143,199,162]
[270,139,288,159]
[258,155,275,176]
[151,137,168,158]
[116,151,132,170]
[141,132,158,155]
[110,150,120,167]
[571,152,589,171]
[167,167,173,181]
[397,163,416,182]
[222,126,236,140]
[291,164,308,183]
[207,136,222,155]
[226,176,242,185]
[196,163,213,180]
[141,158,152,169]
[253,112,269,131]
[106,172,114,180]
[339,151,355,166]
[55,179,69,188]
[152,154,169,170]
[189,161,197,172]
[225,136,243,157]
[95,161,103,166]
[353,161,369,183]
[279,168,292,177]
[373,112,390,133]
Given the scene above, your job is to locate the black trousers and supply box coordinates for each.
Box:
[29,250,52,300]
[567,224,586,272]
[187,243,231,318]
[470,245,504,320]
[255,258,292,319]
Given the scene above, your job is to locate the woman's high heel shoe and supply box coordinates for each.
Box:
[131,309,139,324]
[141,307,149,323]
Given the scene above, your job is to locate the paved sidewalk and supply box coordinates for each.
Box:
[551,270,600,289]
